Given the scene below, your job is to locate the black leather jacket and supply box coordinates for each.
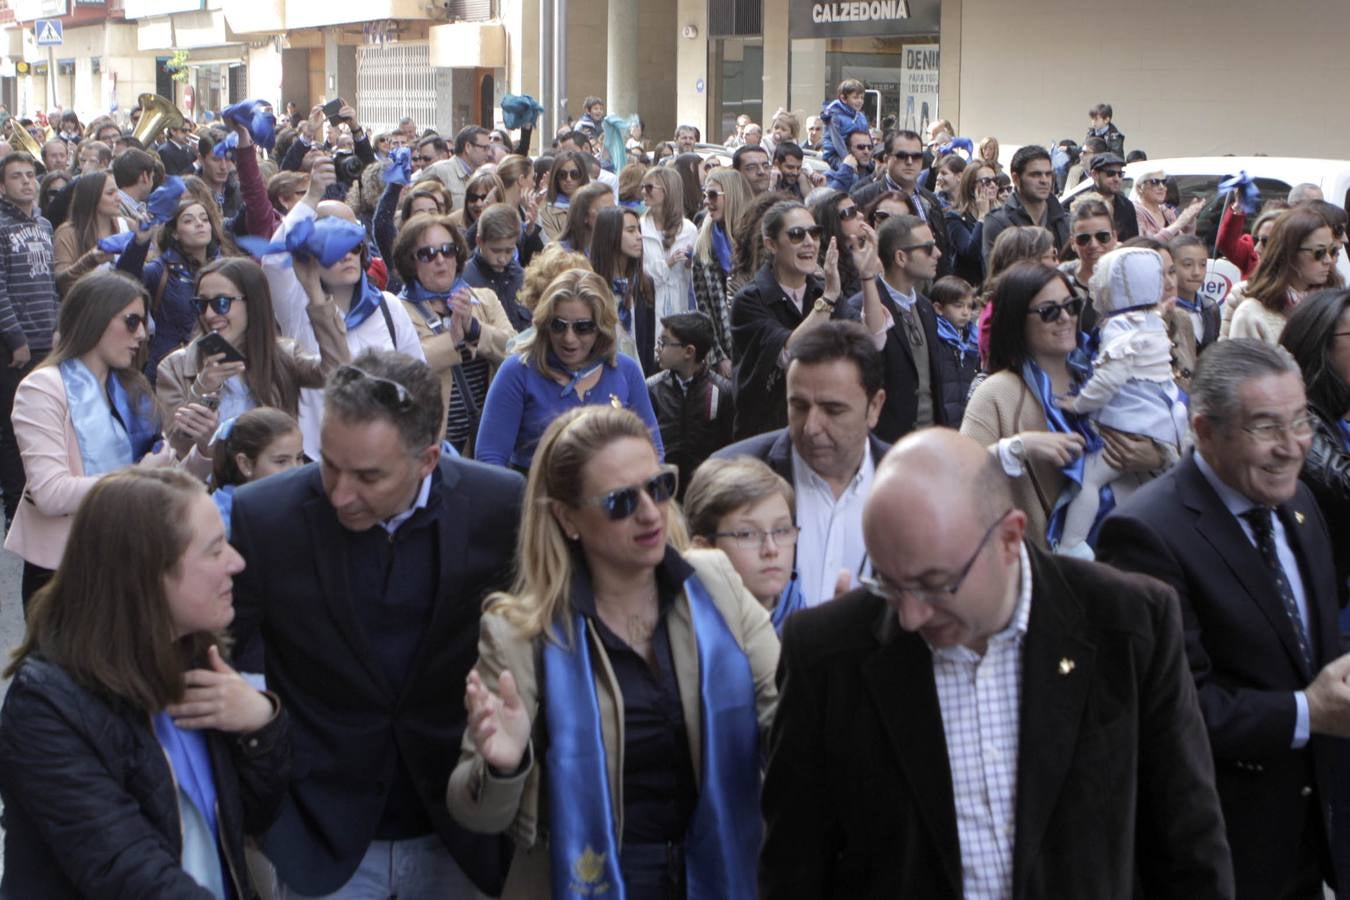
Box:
[0,656,291,899]
[647,367,735,494]
[1302,404,1350,597]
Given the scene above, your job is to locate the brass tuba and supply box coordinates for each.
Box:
[3,117,45,166]
[131,93,187,146]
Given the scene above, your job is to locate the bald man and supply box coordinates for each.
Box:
[759,428,1234,899]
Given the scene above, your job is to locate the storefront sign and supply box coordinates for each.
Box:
[789,0,939,39]
[898,44,939,134]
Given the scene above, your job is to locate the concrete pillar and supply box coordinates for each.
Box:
[321,29,356,106]
[673,0,707,141]
[605,0,638,118]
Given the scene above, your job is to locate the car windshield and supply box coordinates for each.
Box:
[1165,175,1293,249]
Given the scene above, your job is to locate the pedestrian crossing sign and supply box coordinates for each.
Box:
[34,19,63,47]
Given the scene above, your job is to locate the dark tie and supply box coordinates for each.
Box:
[1241,507,1312,670]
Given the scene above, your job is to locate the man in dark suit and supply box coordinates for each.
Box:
[231,350,524,898]
[154,122,196,176]
[1097,339,1349,899]
[761,428,1234,899]
[849,129,952,279]
[717,321,888,607]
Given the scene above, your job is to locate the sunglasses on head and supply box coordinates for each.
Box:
[1073,231,1113,246]
[1027,297,1085,323]
[122,312,147,334]
[414,242,457,263]
[838,204,861,221]
[893,151,924,163]
[191,294,241,317]
[784,225,824,244]
[549,317,598,336]
[332,365,414,412]
[581,466,679,521]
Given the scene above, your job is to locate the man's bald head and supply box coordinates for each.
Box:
[316,199,357,223]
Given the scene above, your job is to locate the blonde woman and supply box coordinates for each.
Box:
[691,167,752,374]
[639,167,698,326]
[1131,170,1202,241]
[449,405,778,899]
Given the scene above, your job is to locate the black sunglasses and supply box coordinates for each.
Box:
[1139,178,1167,188]
[976,176,998,186]
[550,317,598,336]
[1098,169,1124,178]
[893,151,924,163]
[332,365,414,412]
[784,225,824,244]
[581,466,679,520]
[122,312,147,334]
[1027,297,1085,323]
[703,188,724,201]
[851,142,874,153]
[191,294,242,317]
[465,192,488,204]
[899,241,937,255]
[1073,231,1114,246]
[1300,245,1333,262]
[838,205,861,221]
[414,242,457,263]
[558,168,583,181]
[871,210,893,224]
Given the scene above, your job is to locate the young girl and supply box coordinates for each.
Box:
[1057,247,1188,558]
[210,406,303,536]
[929,275,981,425]
[590,206,657,373]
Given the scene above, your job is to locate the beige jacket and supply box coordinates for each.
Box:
[1227,296,1288,345]
[53,218,129,297]
[4,365,211,569]
[399,286,515,427]
[538,204,569,244]
[446,548,780,899]
[155,301,349,420]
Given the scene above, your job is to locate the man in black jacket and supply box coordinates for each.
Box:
[850,130,952,279]
[982,144,1071,260]
[1081,152,1140,242]
[231,351,522,898]
[154,121,196,176]
[647,312,734,495]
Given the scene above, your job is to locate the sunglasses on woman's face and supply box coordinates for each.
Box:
[1300,245,1333,262]
[976,176,998,186]
[580,466,679,521]
[784,225,824,244]
[1027,297,1085,323]
[414,242,456,263]
[1073,231,1113,247]
[838,204,861,221]
[465,192,487,204]
[122,313,148,334]
[549,317,598,336]
[703,188,724,201]
[558,168,582,181]
[191,294,242,317]
[641,183,660,194]
[1140,178,1167,188]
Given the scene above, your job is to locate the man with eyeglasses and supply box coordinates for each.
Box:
[416,125,492,212]
[1098,339,1345,899]
[1079,152,1139,242]
[231,349,524,900]
[825,130,875,194]
[851,130,952,278]
[761,426,1233,898]
[982,144,1071,262]
[733,144,773,196]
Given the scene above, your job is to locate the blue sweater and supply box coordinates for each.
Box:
[476,353,664,470]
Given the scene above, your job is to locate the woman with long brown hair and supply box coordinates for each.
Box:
[539,150,592,242]
[558,181,614,254]
[1229,207,1336,344]
[53,170,130,296]
[0,467,290,898]
[590,206,657,373]
[640,166,697,325]
[945,162,999,286]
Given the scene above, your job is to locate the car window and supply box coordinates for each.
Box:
[1168,175,1292,250]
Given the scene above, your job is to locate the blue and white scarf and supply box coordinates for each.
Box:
[934,315,978,359]
[61,358,159,474]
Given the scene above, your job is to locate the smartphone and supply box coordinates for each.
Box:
[322,98,344,126]
[197,331,246,365]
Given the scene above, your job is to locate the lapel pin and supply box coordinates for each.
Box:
[1058,657,1076,676]
[1295,511,1305,525]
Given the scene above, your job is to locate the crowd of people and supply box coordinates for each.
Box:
[0,84,1343,899]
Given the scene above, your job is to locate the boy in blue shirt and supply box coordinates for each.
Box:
[820,78,869,168]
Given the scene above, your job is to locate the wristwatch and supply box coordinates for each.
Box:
[813,296,837,315]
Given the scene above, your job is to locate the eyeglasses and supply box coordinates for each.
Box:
[332,365,414,412]
[558,168,583,181]
[871,211,893,224]
[850,143,874,153]
[1098,169,1124,178]
[703,188,724,201]
[655,336,686,349]
[549,317,598,336]
[892,152,924,163]
[784,225,823,244]
[975,176,998,186]
[712,525,801,550]
[641,183,660,194]
[1299,245,1333,261]
[1140,178,1167,188]
[1027,297,1085,323]
[580,465,679,520]
[472,141,492,151]
[899,241,937,255]
[414,242,457,263]
[861,509,1012,603]
[1073,231,1114,247]
[191,294,242,317]
[122,312,147,334]
[1242,414,1316,444]
[838,204,861,221]
[465,192,487,204]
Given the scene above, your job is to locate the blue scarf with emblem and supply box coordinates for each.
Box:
[61,358,160,474]
[542,570,761,900]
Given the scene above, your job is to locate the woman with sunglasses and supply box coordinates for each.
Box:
[1229,207,1337,345]
[476,269,662,470]
[373,180,454,273]
[559,181,614,254]
[6,271,216,605]
[467,155,545,269]
[691,168,753,376]
[962,262,1151,548]
[53,170,131,298]
[448,170,503,243]
[393,213,516,454]
[155,256,348,430]
[945,163,999,287]
[539,150,592,243]
[809,190,865,302]
[1130,170,1202,242]
[590,206,657,374]
[730,199,844,440]
[640,167,699,326]
[450,404,777,900]
[1059,200,1116,329]
[974,226,1061,368]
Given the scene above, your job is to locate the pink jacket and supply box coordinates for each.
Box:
[4,365,211,569]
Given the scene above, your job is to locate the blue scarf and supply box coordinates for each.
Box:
[543,572,761,900]
[1022,358,1114,549]
[552,195,572,210]
[401,277,472,325]
[1338,418,1350,453]
[151,711,220,847]
[61,358,159,474]
[710,222,733,276]
[1174,296,1201,314]
[771,574,806,634]
[212,484,235,539]
[934,315,978,359]
[345,273,385,331]
[611,277,632,333]
[547,351,605,399]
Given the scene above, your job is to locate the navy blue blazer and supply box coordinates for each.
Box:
[230,455,524,896]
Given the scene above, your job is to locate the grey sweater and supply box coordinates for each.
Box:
[0,196,57,353]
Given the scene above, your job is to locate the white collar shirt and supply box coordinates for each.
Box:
[791,443,874,606]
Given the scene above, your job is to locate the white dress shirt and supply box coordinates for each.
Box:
[791,444,874,606]
[932,542,1033,900]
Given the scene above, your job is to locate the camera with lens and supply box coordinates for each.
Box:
[333,150,365,182]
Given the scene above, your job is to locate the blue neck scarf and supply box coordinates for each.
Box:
[344,274,385,331]
[710,222,733,276]
[61,358,159,474]
[1174,296,1201,314]
[151,711,221,847]
[611,278,632,333]
[552,195,572,210]
[400,277,471,330]
[212,485,235,539]
[934,315,978,358]
[1338,418,1350,453]
[1022,358,1114,549]
[771,574,806,634]
[543,571,761,900]
[547,351,605,398]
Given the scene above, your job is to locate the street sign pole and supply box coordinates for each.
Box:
[47,45,55,111]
